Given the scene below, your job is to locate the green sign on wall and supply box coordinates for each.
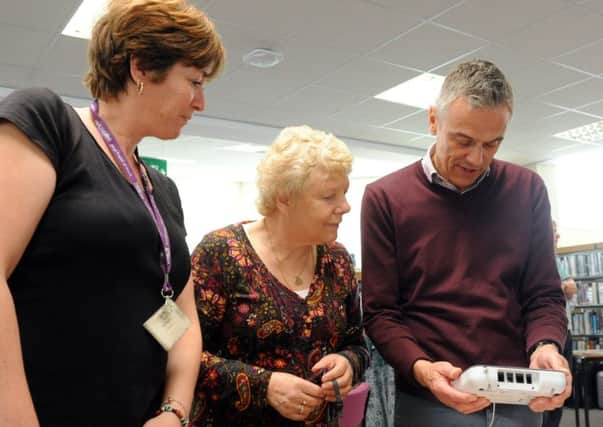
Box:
[141,156,167,175]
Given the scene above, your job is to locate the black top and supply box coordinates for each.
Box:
[0,88,191,426]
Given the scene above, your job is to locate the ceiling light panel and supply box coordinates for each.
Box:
[554,120,603,144]
[375,73,445,109]
[62,0,108,40]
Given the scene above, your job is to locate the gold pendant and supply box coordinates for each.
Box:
[294,275,303,286]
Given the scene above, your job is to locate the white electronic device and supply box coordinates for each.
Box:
[452,365,566,405]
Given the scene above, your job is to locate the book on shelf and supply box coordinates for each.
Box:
[575,281,603,305]
[571,308,602,335]
[573,336,602,351]
[559,250,603,278]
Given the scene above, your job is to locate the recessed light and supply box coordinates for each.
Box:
[243,48,284,69]
[62,0,107,40]
[554,120,603,144]
[375,72,445,109]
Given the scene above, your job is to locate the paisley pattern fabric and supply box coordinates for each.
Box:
[190,223,369,427]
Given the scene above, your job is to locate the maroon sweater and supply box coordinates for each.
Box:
[361,159,567,400]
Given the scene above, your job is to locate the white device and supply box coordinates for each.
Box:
[452,365,566,405]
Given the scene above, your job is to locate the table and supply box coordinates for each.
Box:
[572,350,603,427]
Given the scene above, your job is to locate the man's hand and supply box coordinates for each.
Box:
[413,360,491,414]
[528,343,572,412]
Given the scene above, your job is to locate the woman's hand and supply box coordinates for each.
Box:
[142,411,183,427]
[311,353,353,402]
[267,371,325,421]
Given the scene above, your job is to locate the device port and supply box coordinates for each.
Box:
[506,372,514,382]
[526,374,532,384]
[516,373,524,383]
[498,371,505,382]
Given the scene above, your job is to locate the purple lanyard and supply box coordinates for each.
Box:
[90,100,173,298]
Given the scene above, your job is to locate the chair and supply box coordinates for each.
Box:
[339,382,370,427]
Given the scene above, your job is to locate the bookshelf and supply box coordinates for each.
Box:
[556,243,603,351]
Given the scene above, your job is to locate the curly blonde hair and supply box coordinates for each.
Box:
[256,125,353,216]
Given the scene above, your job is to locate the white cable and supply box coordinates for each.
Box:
[487,402,496,427]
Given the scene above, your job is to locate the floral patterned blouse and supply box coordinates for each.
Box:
[190,223,369,427]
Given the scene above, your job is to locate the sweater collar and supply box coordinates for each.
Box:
[421,143,490,195]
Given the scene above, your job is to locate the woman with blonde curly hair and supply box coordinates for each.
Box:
[0,1,224,425]
[190,125,369,426]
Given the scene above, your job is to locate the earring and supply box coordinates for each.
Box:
[137,80,144,95]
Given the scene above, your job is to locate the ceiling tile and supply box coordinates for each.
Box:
[501,5,603,59]
[577,0,603,14]
[0,0,81,33]
[206,0,325,39]
[204,38,355,109]
[274,85,366,117]
[316,58,421,97]
[199,68,292,108]
[284,1,420,54]
[331,98,421,127]
[539,77,603,109]
[494,146,538,165]
[511,100,567,127]
[191,0,215,8]
[503,128,584,158]
[0,64,33,90]
[555,39,603,75]
[200,96,277,125]
[0,26,52,68]
[316,118,423,149]
[369,22,486,71]
[39,36,89,75]
[365,0,462,19]
[386,110,431,136]
[576,99,603,118]
[392,135,434,152]
[30,71,89,99]
[434,0,567,42]
[532,110,600,136]
[210,20,284,71]
[353,126,424,148]
[409,135,435,146]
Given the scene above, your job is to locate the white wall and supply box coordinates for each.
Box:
[553,148,603,247]
[528,150,603,248]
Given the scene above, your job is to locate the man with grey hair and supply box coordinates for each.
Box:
[361,59,572,426]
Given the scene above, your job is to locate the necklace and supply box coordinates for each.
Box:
[264,218,313,288]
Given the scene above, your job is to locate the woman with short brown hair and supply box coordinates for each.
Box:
[0,1,224,425]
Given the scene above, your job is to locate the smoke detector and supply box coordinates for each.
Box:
[243,48,284,68]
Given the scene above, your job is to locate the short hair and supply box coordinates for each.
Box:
[256,125,353,216]
[85,0,225,100]
[435,59,513,117]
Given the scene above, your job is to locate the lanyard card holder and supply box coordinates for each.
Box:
[143,297,191,351]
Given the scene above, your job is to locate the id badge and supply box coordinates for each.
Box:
[143,298,191,351]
